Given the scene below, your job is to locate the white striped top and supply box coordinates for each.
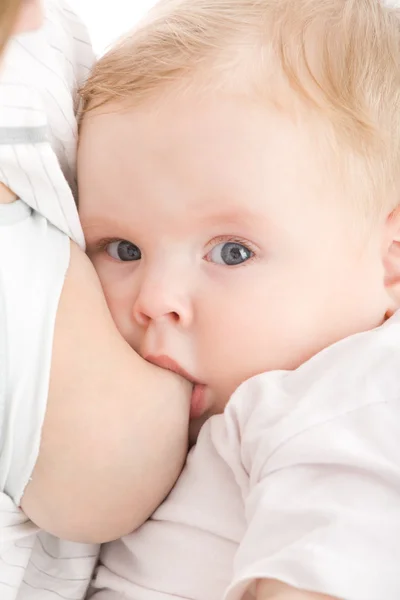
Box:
[0,0,94,247]
[0,2,99,598]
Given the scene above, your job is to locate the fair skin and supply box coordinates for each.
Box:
[0,4,191,543]
[0,182,191,546]
[13,0,44,35]
[21,241,191,542]
[78,90,400,598]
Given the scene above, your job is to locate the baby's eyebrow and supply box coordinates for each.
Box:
[200,207,268,228]
[79,217,130,239]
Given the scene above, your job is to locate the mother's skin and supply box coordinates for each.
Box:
[0,3,191,544]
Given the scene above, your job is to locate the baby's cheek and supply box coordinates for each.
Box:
[200,328,250,399]
[197,290,271,399]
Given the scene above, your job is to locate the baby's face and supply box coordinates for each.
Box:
[79,92,388,442]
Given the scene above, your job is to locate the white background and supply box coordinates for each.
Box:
[68,0,400,55]
[68,0,157,54]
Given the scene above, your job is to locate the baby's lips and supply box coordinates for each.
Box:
[145,354,201,384]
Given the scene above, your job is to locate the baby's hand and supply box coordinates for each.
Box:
[257,580,337,600]
[0,183,17,203]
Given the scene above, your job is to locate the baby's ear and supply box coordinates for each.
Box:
[383,205,400,316]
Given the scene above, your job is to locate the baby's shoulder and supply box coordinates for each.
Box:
[228,314,400,427]
[215,315,400,479]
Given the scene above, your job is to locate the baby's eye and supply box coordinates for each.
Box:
[206,242,253,266]
[106,240,142,262]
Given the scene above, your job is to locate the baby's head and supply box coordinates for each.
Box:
[79,0,400,440]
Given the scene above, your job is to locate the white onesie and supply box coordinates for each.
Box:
[0,2,99,598]
[91,313,400,600]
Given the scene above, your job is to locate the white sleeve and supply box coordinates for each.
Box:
[0,0,95,247]
[0,202,70,505]
[0,0,93,507]
[51,0,96,89]
[221,318,400,600]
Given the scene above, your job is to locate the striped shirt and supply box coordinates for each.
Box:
[0,0,93,246]
[0,2,99,598]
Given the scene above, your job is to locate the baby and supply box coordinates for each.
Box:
[78,0,400,599]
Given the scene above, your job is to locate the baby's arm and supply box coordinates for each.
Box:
[0,182,15,203]
[257,580,336,600]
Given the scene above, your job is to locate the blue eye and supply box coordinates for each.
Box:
[106,240,141,262]
[207,242,253,266]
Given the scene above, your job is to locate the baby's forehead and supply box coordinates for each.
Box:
[79,90,349,225]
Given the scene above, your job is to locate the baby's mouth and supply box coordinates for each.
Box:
[145,354,200,382]
[144,354,208,420]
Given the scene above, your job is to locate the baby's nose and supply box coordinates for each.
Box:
[132,276,193,328]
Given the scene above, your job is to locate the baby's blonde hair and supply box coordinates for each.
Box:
[81,0,400,215]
